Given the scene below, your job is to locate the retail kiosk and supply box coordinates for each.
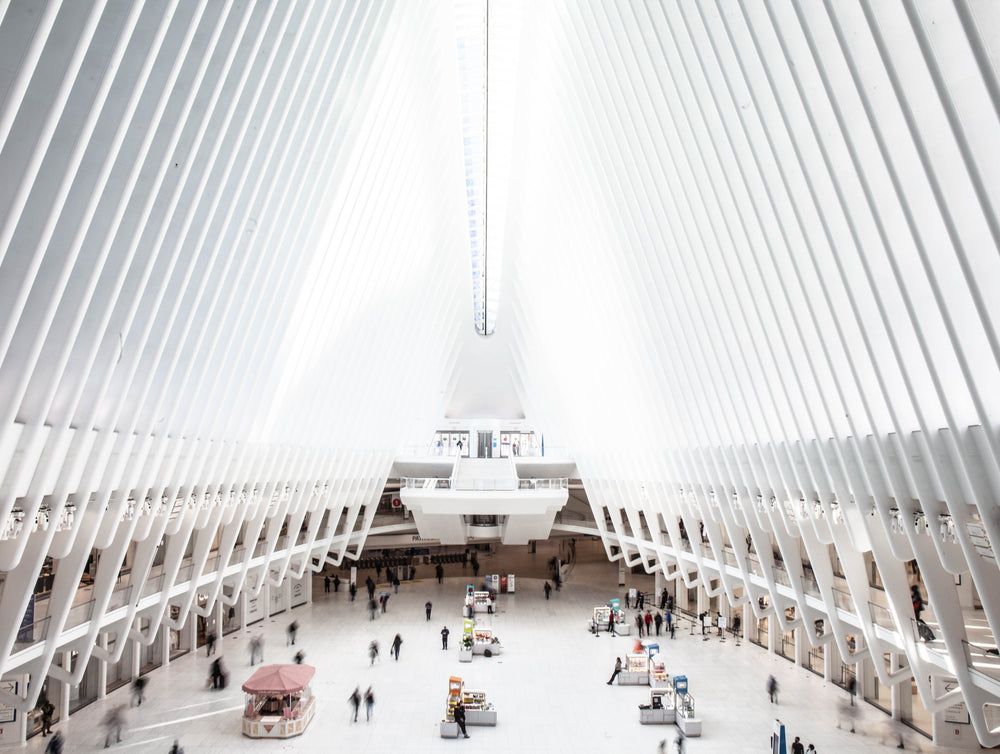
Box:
[590,604,629,635]
[241,664,316,738]
[638,687,676,725]
[440,676,497,737]
[617,651,650,685]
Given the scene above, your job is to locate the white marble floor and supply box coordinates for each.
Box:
[23,543,969,753]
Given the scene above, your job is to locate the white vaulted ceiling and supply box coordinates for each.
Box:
[2,0,1000,742]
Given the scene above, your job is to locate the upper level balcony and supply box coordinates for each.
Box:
[395,455,572,545]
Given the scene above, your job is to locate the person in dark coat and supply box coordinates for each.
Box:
[544,582,552,599]
[210,657,226,689]
[453,701,469,738]
[205,630,216,656]
[348,687,361,723]
[391,634,403,661]
[131,676,147,706]
[441,626,450,649]
[364,686,375,721]
[39,698,54,736]
[654,611,663,636]
[324,575,331,592]
[425,600,433,621]
[44,731,63,754]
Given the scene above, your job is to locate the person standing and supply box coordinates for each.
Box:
[368,598,377,620]
[441,626,450,650]
[348,687,361,723]
[635,614,644,637]
[544,582,552,600]
[39,697,54,737]
[366,576,375,600]
[453,701,469,738]
[436,564,444,583]
[767,674,779,704]
[624,591,631,609]
[608,610,616,635]
[364,686,375,722]
[333,574,340,592]
[391,633,403,661]
[324,575,331,593]
[654,611,663,636]
[638,592,645,610]
[293,650,305,664]
[644,611,653,635]
[349,582,357,601]
[168,740,184,754]
[791,736,805,754]
[607,656,622,685]
[287,620,299,646]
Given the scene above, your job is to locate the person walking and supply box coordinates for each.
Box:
[131,676,147,707]
[249,635,264,666]
[324,575,331,593]
[380,593,390,613]
[168,740,184,754]
[638,591,645,610]
[287,620,299,646]
[393,575,400,594]
[654,611,663,636]
[635,614,644,637]
[544,582,552,599]
[333,574,340,592]
[674,729,686,753]
[806,745,817,753]
[425,600,433,621]
[471,556,479,578]
[293,650,305,664]
[349,582,357,601]
[364,686,375,721]
[767,674,779,704]
[453,700,469,738]
[436,563,444,583]
[441,626,450,650]
[103,705,126,748]
[607,656,622,685]
[210,657,227,689]
[368,598,377,620]
[608,610,616,635]
[348,687,361,723]
[368,640,380,666]
[366,576,375,600]
[644,610,653,635]
[791,736,805,754]
[44,731,64,754]
[391,633,403,661]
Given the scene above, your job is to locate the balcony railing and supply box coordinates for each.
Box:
[401,477,568,491]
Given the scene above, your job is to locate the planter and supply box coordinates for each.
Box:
[458,649,473,663]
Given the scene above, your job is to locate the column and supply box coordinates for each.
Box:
[58,651,71,722]
[97,633,108,699]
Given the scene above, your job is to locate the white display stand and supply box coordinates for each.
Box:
[440,720,459,738]
[677,714,702,736]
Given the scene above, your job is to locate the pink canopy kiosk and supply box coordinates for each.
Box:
[241,664,316,738]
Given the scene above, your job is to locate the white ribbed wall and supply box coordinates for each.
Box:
[504,0,1000,745]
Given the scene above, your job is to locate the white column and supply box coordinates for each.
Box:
[58,651,71,721]
[97,633,108,699]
